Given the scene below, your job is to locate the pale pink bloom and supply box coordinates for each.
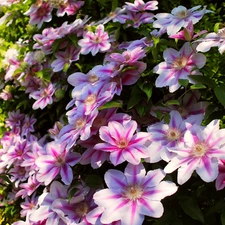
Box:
[51,45,80,72]
[154,42,206,92]
[153,5,210,35]
[24,3,53,29]
[94,163,178,225]
[125,0,158,12]
[94,120,150,166]
[146,110,202,163]
[215,160,225,190]
[170,21,207,41]
[5,110,24,129]
[29,83,55,110]
[58,106,98,150]
[73,82,115,115]
[36,141,81,185]
[21,115,37,137]
[196,28,225,54]
[0,89,12,100]
[16,175,41,199]
[78,24,111,56]
[164,120,225,184]
[56,0,84,17]
[20,194,38,218]
[29,181,80,225]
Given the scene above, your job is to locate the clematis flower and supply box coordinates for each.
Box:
[164,120,225,184]
[78,24,111,56]
[36,141,81,185]
[29,83,55,110]
[154,42,206,92]
[24,3,53,29]
[153,5,210,35]
[94,120,150,166]
[215,160,225,190]
[196,27,225,54]
[51,45,80,72]
[93,163,178,225]
[125,0,158,12]
[170,21,207,41]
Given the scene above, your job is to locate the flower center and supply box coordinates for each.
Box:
[192,142,208,157]
[47,0,67,8]
[55,156,65,166]
[88,73,99,83]
[84,93,96,105]
[171,56,188,70]
[166,128,181,141]
[117,138,128,149]
[94,36,102,44]
[75,202,89,217]
[174,9,188,18]
[123,184,143,201]
[75,118,86,129]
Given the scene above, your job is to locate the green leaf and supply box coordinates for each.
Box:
[68,187,79,203]
[138,81,152,100]
[179,196,205,223]
[204,103,217,120]
[190,84,206,89]
[178,79,189,88]
[166,100,180,105]
[127,86,144,109]
[85,174,102,188]
[68,34,79,47]
[35,69,51,82]
[99,100,122,110]
[52,39,62,53]
[214,86,225,107]
[189,75,216,88]
[136,105,145,117]
[221,210,225,225]
[112,0,118,11]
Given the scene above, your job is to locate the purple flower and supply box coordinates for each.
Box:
[36,141,81,185]
[24,3,53,29]
[196,28,225,54]
[164,120,225,184]
[153,5,211,35]
[29,83,55,110]
[154,42,206,92]
[78,24,111,56]
[94,120,150,166]
[51,45,80,72]
[93,163,178,225]
[125,0,158,12]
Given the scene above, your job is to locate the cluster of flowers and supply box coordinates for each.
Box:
[1,0,225,224]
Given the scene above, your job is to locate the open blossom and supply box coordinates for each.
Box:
[36,141,81,185]
[24,3,53,29]
[94,120,150,166]
[154,42,206,92]
[51,45,80,72]
[196,28,225,54]
[164,120,225,185]
[78,24,112,56]
[29,83,55,110]
[153,5,210,35]
[94,163,178,225]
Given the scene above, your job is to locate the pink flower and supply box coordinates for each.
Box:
[94,120,150,166]
[146,110,201,163]
[125,0,158,12]
[51,45,80,72]
[24,3,53,29]
[164,120,225,184]
[215,160,225,190]
[154,42,206,92]
[153,5,210,35]
[170,21,207,41]
[196,28,225,54]
[36,141,81,185]
[93,163,178,225]
[78,24,111,56]
[29,83,55,110]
